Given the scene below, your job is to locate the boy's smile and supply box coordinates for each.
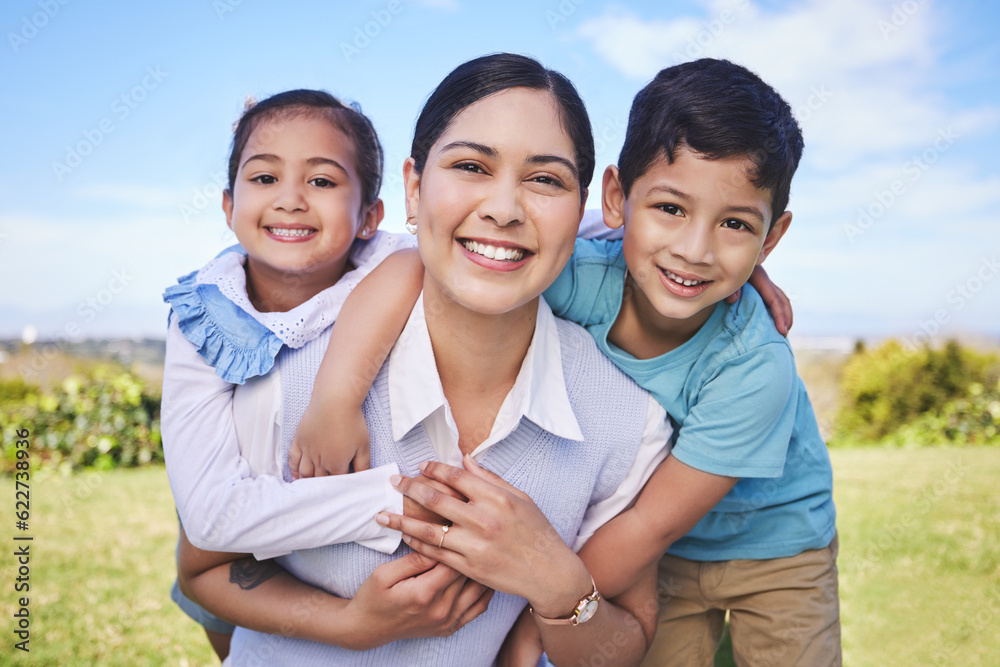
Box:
[605,146,790,346]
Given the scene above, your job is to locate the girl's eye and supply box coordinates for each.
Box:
[310,177,335,188]
[251,174,276,185]
[657,204,683,216]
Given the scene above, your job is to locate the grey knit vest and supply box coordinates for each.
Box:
[229,317,650,666]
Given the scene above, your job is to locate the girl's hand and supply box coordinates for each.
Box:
[289,399,371,478]
[345,551,494,650]
[376,455,591,618]
[497,608,545,667]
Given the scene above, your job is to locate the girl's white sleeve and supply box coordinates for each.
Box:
[162,315,403,558]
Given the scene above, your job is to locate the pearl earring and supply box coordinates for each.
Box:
[405,214,417,235]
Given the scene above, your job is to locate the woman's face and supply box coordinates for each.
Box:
[405,88,586,317]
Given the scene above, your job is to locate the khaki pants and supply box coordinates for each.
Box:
[641,536,841,667]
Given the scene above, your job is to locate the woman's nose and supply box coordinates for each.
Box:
[478,177,525,227]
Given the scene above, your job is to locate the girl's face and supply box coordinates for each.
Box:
[223,113,381,297]
[406,88,586,317]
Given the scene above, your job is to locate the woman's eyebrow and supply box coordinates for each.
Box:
[439,141,497,158]
[526,154,578,178]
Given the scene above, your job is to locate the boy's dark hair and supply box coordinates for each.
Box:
[617,59,804,227]
[227,89,383,208]
[411,52,594,201]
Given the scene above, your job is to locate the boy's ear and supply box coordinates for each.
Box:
[601,165,627,229]
[403,157,420,219]
[357,199,385,239]
[222,189,234,230]
[757,211,792,265]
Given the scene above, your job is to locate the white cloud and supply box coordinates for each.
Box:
[576,0,1000,167]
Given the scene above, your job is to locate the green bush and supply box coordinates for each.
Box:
[832,339,1000,446]
[0,366,162,473]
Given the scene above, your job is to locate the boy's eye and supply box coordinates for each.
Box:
[310,177,336,188]
[251,174,276,185]
[722,219,750,231]
[657,204,683,216]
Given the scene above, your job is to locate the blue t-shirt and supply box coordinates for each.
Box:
[544,238,836,561]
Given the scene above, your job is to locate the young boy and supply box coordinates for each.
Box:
[294,58,839,666]
[546,59,840,666]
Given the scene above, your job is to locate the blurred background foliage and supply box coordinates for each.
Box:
[830,339,1000,447]
[1,364,161,474]
[1,337,998,475]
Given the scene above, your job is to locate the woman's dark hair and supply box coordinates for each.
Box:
[227,89,383,208]
[410,53,594,200]
[617,59,804,227]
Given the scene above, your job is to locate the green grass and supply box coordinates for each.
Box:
[0,467,215,666]
[2,448,999,665]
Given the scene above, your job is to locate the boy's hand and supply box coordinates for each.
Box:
[289,401,371,479]
[497,608,544,667]
[729,265,793,336]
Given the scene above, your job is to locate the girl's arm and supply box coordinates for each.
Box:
[176,527,493,650]
[162,318,402,556]
[378,457,659,666]
[579,455,737,598]
[289,249,424,478]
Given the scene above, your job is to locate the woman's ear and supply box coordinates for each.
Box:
[403,157,421,218]
[602,165,626,230]
[222,189,234,230]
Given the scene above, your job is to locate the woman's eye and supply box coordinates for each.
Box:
[310,177,335,188]
[454,162,486,174]
[251,174,276,185]
[657,204,682,216]
[530,175,565,188]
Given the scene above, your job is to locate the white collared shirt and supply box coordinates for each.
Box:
[385,294,672,550]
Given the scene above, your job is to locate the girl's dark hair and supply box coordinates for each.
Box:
[410,53,594,200]
[227,89,383,207]
[617,59,804,227]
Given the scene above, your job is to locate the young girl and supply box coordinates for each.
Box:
[160,89,481,659]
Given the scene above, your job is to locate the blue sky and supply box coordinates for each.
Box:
[1,0,998,344]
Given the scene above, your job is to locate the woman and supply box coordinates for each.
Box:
[178,53,668,665]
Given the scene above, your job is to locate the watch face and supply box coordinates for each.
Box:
[577,598,599,624]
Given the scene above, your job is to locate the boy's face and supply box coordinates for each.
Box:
[606,146,790,333]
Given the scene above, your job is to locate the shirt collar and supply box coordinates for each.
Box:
[388,294,585,446]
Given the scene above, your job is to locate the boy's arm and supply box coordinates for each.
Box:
[578,456,737,598]
[176,526,493,650]
[290,249,424,478]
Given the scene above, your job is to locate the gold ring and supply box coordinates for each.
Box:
[438,524,450,549]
